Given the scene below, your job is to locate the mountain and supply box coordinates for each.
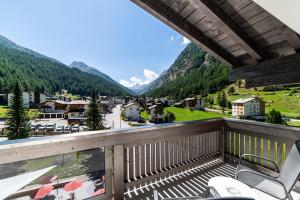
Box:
[69,61,132,94]
[145,43,230,100]
[0,35,131,96]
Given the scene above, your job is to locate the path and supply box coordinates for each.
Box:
[104,104,130,129]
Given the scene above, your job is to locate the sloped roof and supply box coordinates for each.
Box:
[232,98,255,104]
[131,0,300,88]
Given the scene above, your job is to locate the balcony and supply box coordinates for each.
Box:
[0,118,300,200]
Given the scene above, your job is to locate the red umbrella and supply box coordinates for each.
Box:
[34,184,54,199]
[64,179,83,192]
[93,188,105,196]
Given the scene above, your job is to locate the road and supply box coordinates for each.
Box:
[104,104,130,129]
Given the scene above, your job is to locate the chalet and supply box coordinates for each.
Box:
[183,97,205,109]
[68,100,90,124]
[122,102,140,121]
[174,101,184,108]
[57,95,71,102]
[148,104,164,123]
[232,97,265,119]
[40,100,68,113]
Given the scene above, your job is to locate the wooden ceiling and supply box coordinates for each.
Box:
[131,0,300,88]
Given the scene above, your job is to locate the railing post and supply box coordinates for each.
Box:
[113,144,124,200]
[105,146,113,199]
[219,125,225,161]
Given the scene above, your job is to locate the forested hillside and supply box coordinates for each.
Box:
[146,43,230,100]
[0,35,131,96]
[69,61,132,95]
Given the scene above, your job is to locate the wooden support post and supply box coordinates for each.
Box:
[219,126,225,160]
[113,145,124,200]
[105,146,113,199]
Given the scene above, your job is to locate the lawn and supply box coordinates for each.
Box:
[164,107,228,122]
[0,106,41,119]
[140,111,150,120]
[210,85,300,119]
[0,105,8,118]
[287,121,300,127]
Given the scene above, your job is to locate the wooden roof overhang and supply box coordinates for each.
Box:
[131,0,300,88]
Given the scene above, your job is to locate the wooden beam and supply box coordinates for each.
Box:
[230,53,300,88]
[192,0,266,62]
[131,0,241,67]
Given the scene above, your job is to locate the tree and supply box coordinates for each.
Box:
[164,111,176,123]
[86,89,105,130]
[6,81,30,140]
[217,90,227,113]
[206,96,214,108]
[228,86,236,95]
[265,109,286,125]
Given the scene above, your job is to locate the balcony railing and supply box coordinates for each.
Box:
[0,118,299,199]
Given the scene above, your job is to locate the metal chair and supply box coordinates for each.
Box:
[235,140,300,200]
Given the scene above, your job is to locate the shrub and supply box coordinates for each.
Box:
[164,111,176,123]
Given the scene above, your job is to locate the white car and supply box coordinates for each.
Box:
[71,124,80,132]
[56,125,64,132]
[38,125,46,131]
[46,124,56,131]
[64,125,71,132]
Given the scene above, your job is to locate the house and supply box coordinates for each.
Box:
[122,102,140,121]
[183,97,205,109]
[174,101,184,108]
[148,104,164,123]
[8,92,30,108]
[232,96,265,118]
[40,100,69,113]
[57,95,71,102]
[160,97,175,106]
[39,100,69,118]
[68,100,90,125]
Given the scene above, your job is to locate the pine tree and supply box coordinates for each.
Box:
[6,81,30,140]
[266,109,286,125]
[86,89,105,130]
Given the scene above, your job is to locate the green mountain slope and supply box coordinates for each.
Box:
[0,35,131,96]
[146,43,230,100]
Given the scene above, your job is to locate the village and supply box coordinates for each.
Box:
[0,87,269,137]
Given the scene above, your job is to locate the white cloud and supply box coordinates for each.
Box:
[181,36,191,45]
[170,36,175,41]
[119,69,159,88]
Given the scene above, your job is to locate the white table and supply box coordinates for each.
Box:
[208,176,258,199]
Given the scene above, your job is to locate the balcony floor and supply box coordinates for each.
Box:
[124,159,300,200]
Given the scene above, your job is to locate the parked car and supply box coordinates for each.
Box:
[30,124,37,131]
[46,124,56,131]
[64,125,71,132]
[71,124,80,132]
[56,125,64,132]
[38,125,46,131]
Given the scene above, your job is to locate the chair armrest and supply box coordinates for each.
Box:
[236,169,288,199]
[239,154,279,172]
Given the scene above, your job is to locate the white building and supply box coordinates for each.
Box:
[8,92,30,108]
[232,97,265,118]
[122,103,140,121]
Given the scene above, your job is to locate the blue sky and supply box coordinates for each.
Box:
[0,0,190,88]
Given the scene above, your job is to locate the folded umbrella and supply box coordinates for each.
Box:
[93,188,105,196]
[34,184,54,199]
[63,179,83,192]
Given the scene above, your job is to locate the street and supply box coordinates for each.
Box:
[104,104,130,129]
